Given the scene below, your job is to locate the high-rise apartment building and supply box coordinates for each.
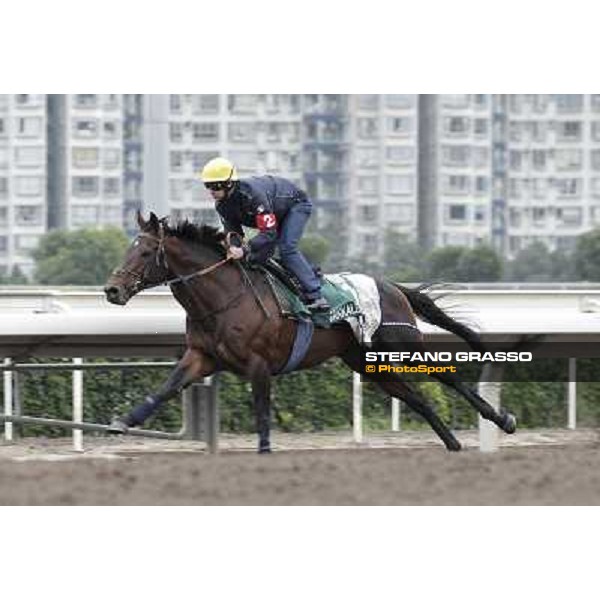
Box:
[4,94,600,280]
[47,94,124,232]
[347,94,419,259]
[503,94,600,257]
[418,94,493,251]
[0,94,47,278]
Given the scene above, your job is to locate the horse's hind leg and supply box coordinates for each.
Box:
[341,347,461,451]
[429,370,517,434]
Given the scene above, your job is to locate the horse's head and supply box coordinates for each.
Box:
[104,211,169,305]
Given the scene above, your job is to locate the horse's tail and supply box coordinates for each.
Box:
[392,282,487,353]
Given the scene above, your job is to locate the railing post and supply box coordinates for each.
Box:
[353,372,363,443]
[478,363,504,452]
[3,358,13,442]
[568,358,577,430]
[391,397,400,432]
[72,358,84,452]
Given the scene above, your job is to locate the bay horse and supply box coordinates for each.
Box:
[104,212,516,452]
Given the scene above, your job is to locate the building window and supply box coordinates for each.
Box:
[357,176,379,195]
[555,178,581,197]
[0,178,7,196]
[386,117,412,136]
[16,117,42,137]
[556,207,582,226]
[15,176,43,196]
[358,95,378,111]
[473,147,489,167]
[385,145,414,164]
[72,147,99,169]
[103,121,119,138]
[474,205,487,222]
[447,204,467,221]
[74,94,97,108]
[71,206,100,227]
[357,118,378,139]
[591,150,600,171]
[384,95,414,109]
[591,96,600,112]
[228,95,258,114]
[555,95,583,113]
[444,116,470,136]
[474,119,488,136]
[14,94,43,107]
[555,149,582,171]
[0,148,7,168]
[15,235,39,251]
[473,95,487,109]
[228,123,256,143]
[72,176,99,197]
[557,121,582,142]
[169,95,182,113]
[170,151,183,171]
[442,175,470,194]
[73,119,98,138]
[591,122,600,142]
[192,95,219,114]
[104,149,121,169]
[15,205,42,226]
[170,123,183,143]
[358,204,379,223]
[193,122,219,143]
[441,95,469,108]
[357,147,379,169]
[384,203,413,223]
[103,178,120,197]
[14,147,43,167]
[0,235,7,254]
[474,176,488,194]
[442,145,470,167]
[386,175,414,194]
[169,179,185,202]
[532,150,546,170]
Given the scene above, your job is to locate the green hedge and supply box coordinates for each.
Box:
[7,356,600,437]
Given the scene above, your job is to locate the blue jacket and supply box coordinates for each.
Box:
[216,175,310,261]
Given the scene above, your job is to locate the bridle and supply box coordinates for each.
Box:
[111,223,231,294]
[111,224,271,320]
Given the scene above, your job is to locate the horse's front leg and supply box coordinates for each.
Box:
[108,347,215,433]
[249,362,272,454]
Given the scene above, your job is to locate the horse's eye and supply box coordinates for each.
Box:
[141,250,152,259]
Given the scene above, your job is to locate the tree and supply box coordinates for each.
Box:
[299,234,331,267]
[574,229,600,281]
[0,265,29,285]
[506,241,553,282]
[384,229,425,282]
[456,245,503,282]
[33,228,129,285]
[425,246,466,281]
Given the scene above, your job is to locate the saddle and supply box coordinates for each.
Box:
[251,258,362,329]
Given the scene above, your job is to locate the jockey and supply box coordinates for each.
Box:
[200,156,329,312]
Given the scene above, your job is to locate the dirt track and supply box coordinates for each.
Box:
[1,429,600,505]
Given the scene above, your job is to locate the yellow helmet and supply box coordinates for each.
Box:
[200,157,239,183]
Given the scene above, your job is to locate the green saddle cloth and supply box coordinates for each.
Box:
[265,271,362,328]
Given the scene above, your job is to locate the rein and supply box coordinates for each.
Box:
[113,226,270,319]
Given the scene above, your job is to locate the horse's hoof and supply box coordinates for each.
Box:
[107,419,128,435]
[447,440,462,452]
[258,447,272,454]
[501,412,517,434]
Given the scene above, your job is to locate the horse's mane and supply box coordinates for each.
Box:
[163,219,226,255]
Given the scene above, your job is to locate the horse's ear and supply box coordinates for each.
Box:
[148,212,160,232]
[136,210,146,229]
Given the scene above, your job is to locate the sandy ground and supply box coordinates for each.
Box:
[1,428,600,505]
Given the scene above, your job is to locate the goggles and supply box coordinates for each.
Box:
[204,181,231,191]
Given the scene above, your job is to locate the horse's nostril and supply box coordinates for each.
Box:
[105,286,119,299]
